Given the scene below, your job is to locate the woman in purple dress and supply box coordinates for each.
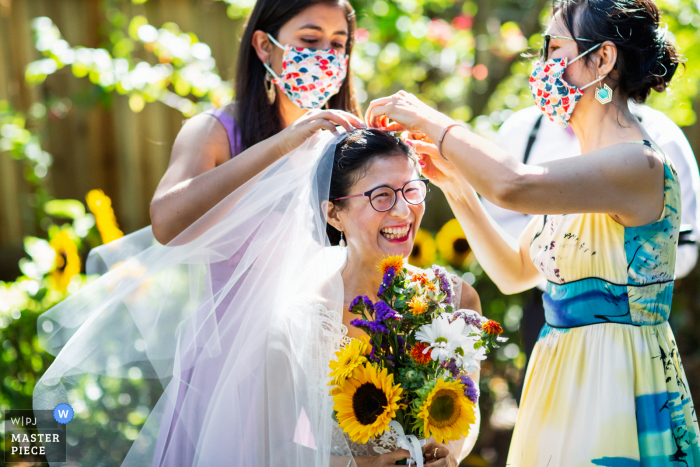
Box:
[146,1,363,465]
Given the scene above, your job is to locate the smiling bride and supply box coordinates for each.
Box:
[33,128,481,467]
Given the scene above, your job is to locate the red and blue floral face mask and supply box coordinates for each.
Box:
[529,43,605,128]
[263,34,348,110]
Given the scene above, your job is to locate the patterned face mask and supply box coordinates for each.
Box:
[262,34,348,110]
[529,43,605,128]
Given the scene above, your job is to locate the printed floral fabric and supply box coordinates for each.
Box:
[507,140,700,466]
[529,57,584,129]
[272,45,348,110]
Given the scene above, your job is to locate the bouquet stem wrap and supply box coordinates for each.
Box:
[389,421,425,467]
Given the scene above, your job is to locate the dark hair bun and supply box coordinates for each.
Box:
[555,0,685,103]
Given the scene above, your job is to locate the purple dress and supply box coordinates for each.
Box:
[153,105,248,466]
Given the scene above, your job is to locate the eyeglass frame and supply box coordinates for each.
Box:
[540,34,596,62]
[333,178,430,212]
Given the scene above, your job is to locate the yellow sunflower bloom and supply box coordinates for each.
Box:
[333,363,403,444]
[417,379,476,443]
[86,189,123,244]
[408,295,429,315]
[409,229,437,268]
[328,336,371,389]
[50,230,81,292]
[377,255,405,276]
[436,219,470,267]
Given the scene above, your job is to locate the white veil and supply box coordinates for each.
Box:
[34,130,356,466]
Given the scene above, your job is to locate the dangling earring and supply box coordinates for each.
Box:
[339,231,346,247]
[265,63,276,105]
[595,76,613,105]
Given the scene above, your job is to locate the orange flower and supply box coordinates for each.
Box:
[410,342,432,365]
[378,255,405,276]
[483,320,503,335]
[408,295,428,315]
[410,272,430,285]
[424,282,437,292]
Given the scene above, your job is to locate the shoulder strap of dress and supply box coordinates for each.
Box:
[204,105,244,158]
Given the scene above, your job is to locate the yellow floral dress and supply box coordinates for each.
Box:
[508,140,700,466]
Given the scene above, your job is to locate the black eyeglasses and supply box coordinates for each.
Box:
[334,179,430,212]
[540,34,596,62]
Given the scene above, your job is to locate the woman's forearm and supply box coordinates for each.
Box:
[420,119,526,208]
[150,134,284,244]
[442,182,538,294]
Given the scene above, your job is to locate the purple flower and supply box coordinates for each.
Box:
[363,296,375,314]
[397,335,406,352]
[440,358,460,378]
[433,266,453,305]
[378,267,396,296]
[460,375,479,404]
[452,311,483,329]
[349,296,363,312]
[350,318,388,334]
[350,296,375,315]
[374,301,398,322]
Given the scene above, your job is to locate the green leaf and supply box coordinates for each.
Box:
[44,199,85,219]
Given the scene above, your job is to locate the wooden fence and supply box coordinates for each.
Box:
[0,0,244,278]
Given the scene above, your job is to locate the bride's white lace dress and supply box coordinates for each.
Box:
[330,273,464,458]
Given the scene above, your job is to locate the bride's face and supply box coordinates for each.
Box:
[338,156,425,261]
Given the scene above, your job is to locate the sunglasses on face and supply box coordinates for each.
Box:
[540,34,596,62]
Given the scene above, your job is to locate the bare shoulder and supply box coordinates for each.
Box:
[171,112,232,168]
[458,279,481,314]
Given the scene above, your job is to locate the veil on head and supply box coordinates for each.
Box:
[34,130,357,466]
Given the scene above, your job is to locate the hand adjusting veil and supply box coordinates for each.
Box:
[34,131,356,466]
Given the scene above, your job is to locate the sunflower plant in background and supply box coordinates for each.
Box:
[436,219,470,269]
[329,255,505,455]
[0,189,123,416]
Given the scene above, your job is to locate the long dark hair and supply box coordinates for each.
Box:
[326,129,417,245]
[554,0,684,103]
[234,0,361,149]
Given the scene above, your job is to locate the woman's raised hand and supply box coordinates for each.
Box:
[365,91,450,134]
[406,138,461,188]
[275,109,366,156]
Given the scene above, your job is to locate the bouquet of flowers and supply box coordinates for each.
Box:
[328,255,504,458]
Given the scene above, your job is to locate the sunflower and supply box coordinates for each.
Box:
[417,379,475,443]
[410,342,432,366]
[409,229,437,268]
[50,230,81,292]
[436,219,470,267]
[377,255,405,276]
[328,336,371,389]
[333,363,403,444]
[86,189,123,244]
[408,295,429,315]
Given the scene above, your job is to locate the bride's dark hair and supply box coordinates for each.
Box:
[326,129,418,245]
[235,0,361,150]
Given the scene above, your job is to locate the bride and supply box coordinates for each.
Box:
[34,128,481,466]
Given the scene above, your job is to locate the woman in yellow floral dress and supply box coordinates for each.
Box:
[365,0,699,465]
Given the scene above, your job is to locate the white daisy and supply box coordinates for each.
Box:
[415,314,468,362]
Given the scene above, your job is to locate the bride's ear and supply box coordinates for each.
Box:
[324,200,343,231]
